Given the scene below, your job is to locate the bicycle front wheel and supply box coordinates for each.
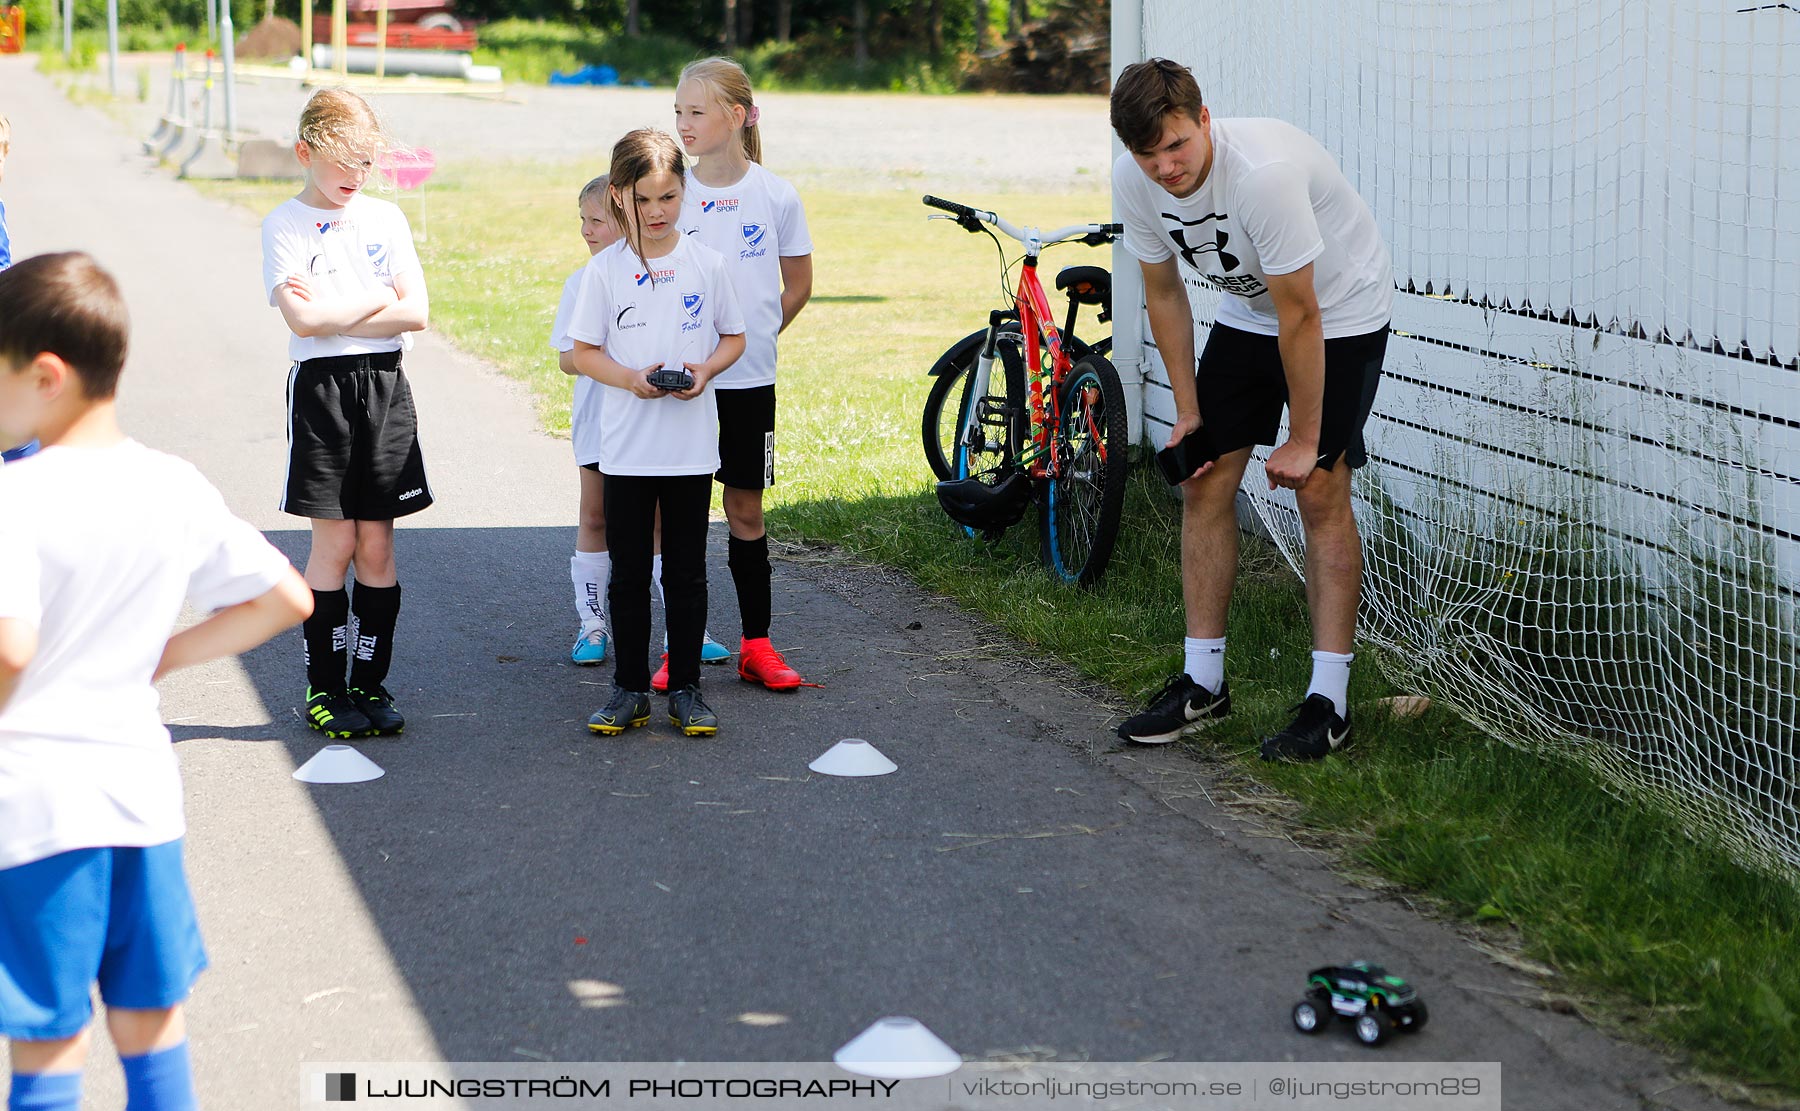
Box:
[920,328,987,482]
[1040,354,1129,586]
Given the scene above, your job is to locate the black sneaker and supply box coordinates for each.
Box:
[349,685,405,736]
[667,684,719,737]
[1260,694,1351,762]
[588,686,651,735]
[305,686,373,739]
[1116,674,1231,744]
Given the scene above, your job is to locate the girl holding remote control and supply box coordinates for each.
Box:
[567,128,745,737]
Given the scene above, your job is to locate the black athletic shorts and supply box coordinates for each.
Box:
[715,384,776,490]
[282,351,433,520]
[1195,322,1388,470]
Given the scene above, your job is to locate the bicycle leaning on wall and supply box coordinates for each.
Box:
[919,194,1129,587]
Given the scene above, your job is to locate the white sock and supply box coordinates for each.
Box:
[571,550,611,629]
[1307,650,1354,719]
[651,553,665,609]
[1183,636,1226,693]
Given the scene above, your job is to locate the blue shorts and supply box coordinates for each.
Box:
[0,840,208,1041]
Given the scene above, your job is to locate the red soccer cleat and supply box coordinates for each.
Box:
[650,652,670,694]
[737,637,802,691]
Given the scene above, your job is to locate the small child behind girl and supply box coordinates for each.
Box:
[567,129,745,737]
[551,175,622,666]
[671,56,814,694]
[261,87,431,740]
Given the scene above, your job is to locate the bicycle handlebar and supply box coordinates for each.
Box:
[923,194,1121,249]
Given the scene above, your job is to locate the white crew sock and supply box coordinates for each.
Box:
[571,550,611,629]
[1307,650,1355,719]
[1183,636,1226,693]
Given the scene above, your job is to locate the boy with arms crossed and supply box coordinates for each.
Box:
[263,89,430,740]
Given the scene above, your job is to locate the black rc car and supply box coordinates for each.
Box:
[1291,962,1429,1046]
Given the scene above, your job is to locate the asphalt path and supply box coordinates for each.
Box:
[0,57,1742,1111]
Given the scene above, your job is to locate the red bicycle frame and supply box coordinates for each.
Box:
[1015,256,1105,481]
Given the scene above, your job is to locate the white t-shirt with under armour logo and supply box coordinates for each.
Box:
[1116,117,1393,339]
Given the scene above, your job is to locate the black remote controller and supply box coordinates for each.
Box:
[645,366,696,392]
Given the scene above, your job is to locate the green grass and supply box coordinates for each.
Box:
[31,23,203,70]
[469,18,969,92]
[195,160,1800,1102]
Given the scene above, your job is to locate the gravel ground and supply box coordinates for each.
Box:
[69,53,1113,191]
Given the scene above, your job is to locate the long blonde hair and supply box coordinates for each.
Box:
[678,56,761,164]
[605,129,686,274]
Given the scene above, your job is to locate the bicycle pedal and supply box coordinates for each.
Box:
[975,396,1014,427]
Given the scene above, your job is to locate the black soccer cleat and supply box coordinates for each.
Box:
[667,684,719,737]
[305,687,373,739]
[588,686,652,735]
[349,685,405,736]
[1116,673,1230,744]
[1260,694,1352,762]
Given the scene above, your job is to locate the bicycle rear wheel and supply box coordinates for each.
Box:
[920,329,987,482]
[1040,354,1129,586]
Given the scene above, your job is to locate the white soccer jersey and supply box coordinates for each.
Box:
[261,193,423,362]
[1116,117,1393,339]
[678,162,812,390]
[550,266,605,467]
[564,236,746,476]
[0,441,294,869]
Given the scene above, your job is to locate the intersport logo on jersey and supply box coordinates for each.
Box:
[634,266,676,287]
[701,198,740,214]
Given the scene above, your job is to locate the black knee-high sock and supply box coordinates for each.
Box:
[728,533,771,641]
[303,588,349,692]
[347,581,402,691]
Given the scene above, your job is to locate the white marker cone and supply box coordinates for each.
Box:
[833,1016,960,1079]
[292,744,385,784]
[809,738,898,777]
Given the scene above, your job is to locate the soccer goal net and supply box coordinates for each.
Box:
[1118,0,1800,880]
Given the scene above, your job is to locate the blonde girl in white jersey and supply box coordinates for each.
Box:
[672,57,814,695]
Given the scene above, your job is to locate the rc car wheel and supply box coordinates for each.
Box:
[1292,1000,1327,1033]
[1353,1013,1391,1046]
[1404,1001,1428,1032]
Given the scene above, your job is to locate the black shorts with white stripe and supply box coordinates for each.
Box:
[282,351,433,520]
[715,383,776,491]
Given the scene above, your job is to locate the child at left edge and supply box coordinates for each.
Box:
[0,251,313,1111]
[0,109,42,469]
[0,110,11,275]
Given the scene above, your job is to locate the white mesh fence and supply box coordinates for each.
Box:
[1129,0,1800,879]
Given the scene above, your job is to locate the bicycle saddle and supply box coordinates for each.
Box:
[1055,265,1112,316]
